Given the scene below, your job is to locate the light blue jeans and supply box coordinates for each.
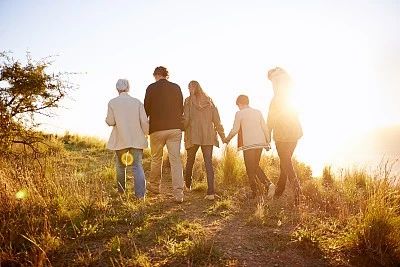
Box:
[115,148,146,198]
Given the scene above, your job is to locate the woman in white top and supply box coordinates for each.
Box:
[225,95,276,199]
[106,79,149,198]
[267,67,302,205]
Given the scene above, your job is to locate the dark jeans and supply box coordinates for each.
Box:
[275,141,299,196]
[243,148,272,196]
[185,145,215,195]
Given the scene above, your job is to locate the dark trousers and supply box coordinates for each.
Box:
[185,145,215,195]
[243,148,271,195]
[275,141,299,196]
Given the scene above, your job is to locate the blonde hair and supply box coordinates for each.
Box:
[189,80,209,98]
[267,67,292,96]
[267,67,290,81]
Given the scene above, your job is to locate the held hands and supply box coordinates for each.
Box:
[265,143,271,151]
[222,137,229,144]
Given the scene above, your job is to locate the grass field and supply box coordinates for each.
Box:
[1,134,400,266]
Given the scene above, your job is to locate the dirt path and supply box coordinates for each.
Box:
[135,178,331,266]
[50,160,333,266]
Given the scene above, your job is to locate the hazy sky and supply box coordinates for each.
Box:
[1,0,399,174]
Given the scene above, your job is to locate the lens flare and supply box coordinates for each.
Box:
[16,189,28,200]
[121,151,134,166]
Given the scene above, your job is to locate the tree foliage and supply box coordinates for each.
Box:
[0,52,72,152]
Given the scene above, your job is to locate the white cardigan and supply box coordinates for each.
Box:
[106,93,149,150]
[226,107,271,151]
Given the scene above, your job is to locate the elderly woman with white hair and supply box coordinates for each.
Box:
[106,79,149,198]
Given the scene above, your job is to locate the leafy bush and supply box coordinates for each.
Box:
[0,52,72,154]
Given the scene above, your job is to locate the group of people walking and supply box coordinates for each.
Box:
[106,66,302,204]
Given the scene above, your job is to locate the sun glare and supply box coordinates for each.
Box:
[15,189,28,200]
[284,37,383,175]
[121,151,134,166]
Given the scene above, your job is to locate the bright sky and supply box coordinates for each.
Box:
[1,0,400,174]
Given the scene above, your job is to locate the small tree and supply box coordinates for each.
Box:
[0,52,72,153]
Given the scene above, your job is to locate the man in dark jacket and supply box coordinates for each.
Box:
[144,66,184,202]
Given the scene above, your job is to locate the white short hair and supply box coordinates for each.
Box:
[116,79,130,92]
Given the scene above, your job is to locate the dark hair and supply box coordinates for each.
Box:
[236,95,249,105]
[153,66,169,77]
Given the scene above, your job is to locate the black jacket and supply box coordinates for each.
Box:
[144,79,184,134]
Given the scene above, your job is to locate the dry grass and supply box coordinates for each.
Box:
[1,135,400,266]
[298,166,400,266]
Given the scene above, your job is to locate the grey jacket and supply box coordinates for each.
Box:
[183,96,225,149]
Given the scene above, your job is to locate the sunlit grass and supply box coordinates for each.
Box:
[61,132,106,150]
[15,188,29,200]
[297,165,400,265]
[206,197,236,217]
[216,146,246,187]
[1,134,400,265]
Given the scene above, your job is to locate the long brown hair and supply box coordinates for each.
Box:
[189,80,207,96]
[188,80,212,106]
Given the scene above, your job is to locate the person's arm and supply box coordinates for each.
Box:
[183,98,190,129]
[144,87,151,118]
[177,86,184,127]
[139,102,149,135]
[212,104,226,141]
[105,102,116,126]
[178,87,184,116]
[266,102,275,139]
[260,111,271,143]
[225,111,241,143]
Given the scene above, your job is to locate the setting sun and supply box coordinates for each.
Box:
[6,1,392,175]
[1,1,400,265]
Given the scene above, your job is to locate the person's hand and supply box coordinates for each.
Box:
[265,143,271,151]
[223,137,229,144]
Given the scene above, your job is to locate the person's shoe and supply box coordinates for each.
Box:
[184,185,192,192]
[185,180,192,190]
[204,194,215,200]
[267,183,276,200]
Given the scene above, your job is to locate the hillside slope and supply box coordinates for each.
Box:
[1,136,400,266]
